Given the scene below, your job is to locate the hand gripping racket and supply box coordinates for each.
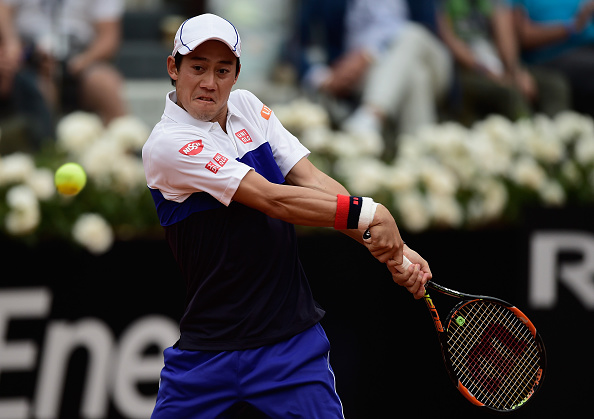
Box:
[363,232,546,411]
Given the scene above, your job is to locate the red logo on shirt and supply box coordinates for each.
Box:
[205,161,220,174]
[235,129,252,144]
[213,153,228,166]
[261,105,272,120]
[179,140,204,156]
[205,153,229,174]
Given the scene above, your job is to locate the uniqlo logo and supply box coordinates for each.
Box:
[235,129,252,144]
[205,161,220,174]
[213,153,228,166]
[179,140,204,156]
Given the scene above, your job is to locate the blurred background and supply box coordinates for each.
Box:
[1,0,594,418]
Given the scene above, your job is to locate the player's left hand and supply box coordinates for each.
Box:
[388,247,432,299]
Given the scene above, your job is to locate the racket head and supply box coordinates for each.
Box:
[438,297,546,412]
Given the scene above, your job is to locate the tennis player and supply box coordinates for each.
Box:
[142,13,432,418]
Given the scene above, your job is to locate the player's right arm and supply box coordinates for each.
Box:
[232,161,403,265]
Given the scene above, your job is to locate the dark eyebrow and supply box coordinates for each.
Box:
[188,56,234,66]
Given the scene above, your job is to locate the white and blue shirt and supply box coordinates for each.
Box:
[142,89,324,350]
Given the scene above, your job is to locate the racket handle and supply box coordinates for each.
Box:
[362,229,412,270]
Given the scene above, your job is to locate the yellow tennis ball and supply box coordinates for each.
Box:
[55,163,87,196]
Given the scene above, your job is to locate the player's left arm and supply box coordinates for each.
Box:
[285,156,428,293]
[284,157,361,240]
[284,157,403,255]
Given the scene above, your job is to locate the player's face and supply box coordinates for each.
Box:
[168,40,239,128]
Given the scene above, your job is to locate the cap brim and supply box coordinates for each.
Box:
[173,37,240,57]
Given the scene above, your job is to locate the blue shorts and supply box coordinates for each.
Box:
[151,323,345,418]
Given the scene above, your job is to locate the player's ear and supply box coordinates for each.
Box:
[233,61,241,85]
[167,55,179,82]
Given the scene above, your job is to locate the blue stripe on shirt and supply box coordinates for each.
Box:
[151,142,286,226]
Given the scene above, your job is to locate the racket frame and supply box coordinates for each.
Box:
[424,281,547,412]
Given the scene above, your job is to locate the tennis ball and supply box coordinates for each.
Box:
[55,162,87,196]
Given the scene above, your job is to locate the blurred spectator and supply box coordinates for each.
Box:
[0,0,53,149]
[296,0,452,147]
[436,0,570,125]
[511,0,594,117]
[0,0,128,141]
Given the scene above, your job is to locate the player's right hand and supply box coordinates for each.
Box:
[362,204,404,264]
[389,259,429,299]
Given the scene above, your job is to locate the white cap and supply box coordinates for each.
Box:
[172,13,241,58]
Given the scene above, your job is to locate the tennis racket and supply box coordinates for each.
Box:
[363,232,546,411]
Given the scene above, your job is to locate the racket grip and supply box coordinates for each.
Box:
[362,229,412,270]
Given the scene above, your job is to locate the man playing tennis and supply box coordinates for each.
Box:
[142,13,431,418]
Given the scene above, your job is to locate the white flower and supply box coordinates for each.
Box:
[397,133,428,160]
[394,190,430,232]
[427,192,464,227]
[524,119,565,164]
[300,126,334,153]
[418,160,459,196]
[467,178,508,223]
[79,136,125,187]
[111,155,146,194]
[327,132,366,159]
[5,208,40,235]
[0,152,36,186]
[274,98,330,132]
[344,130,384,157]
[6,184,38,210]
[554,111,594,142]
[509,156,547,190]
[4,185,40,235]
[56,111,104,157]
[539,180,565,206]
[467,131,511,177]
[575,134,594,166]
[105,115,150,151]
[382,163,418,192]
[72,213,114,254]
[335,157,387,195]
[560,160,581,185]
[25,168,55,200]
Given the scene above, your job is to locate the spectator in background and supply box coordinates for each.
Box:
[0,0,53,149]
[0,0,128,136]
[436,0,570,125]
[297,0,452,151]
[511,0,594,117]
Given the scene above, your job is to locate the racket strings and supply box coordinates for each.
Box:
[448,303,540,409]
[445,301,542,411]
[453,304,540,406]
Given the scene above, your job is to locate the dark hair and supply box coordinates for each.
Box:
[170,52,241,86]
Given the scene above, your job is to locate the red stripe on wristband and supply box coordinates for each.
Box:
[334,194,350,229]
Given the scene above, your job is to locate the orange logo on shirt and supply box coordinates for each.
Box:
[261,105,272,120]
